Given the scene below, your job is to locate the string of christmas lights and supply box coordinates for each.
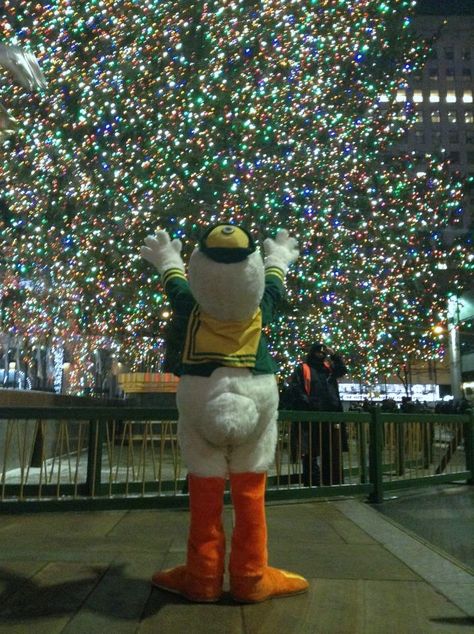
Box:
[0,0,471,392]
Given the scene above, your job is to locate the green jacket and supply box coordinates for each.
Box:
[161,266,285,377]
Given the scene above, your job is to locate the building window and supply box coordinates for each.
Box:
[429,91,440,103]
[466,132,474,144]
[447,111,457,123]
[396,90,406,102]
[468,151,474,164]
[431,110,441,123]
[428,67,438,80]
[446,91,457,103]
[449,130,460,144]
[413,90,423,103]
[413,111,423,124]
[432,131,442,144]
[462,48,471,61]
[463,91,473,104]
[465,111,473,124]
[446,68,455,81]
[414,130,425,143]
[449,151,460,163]
[462,68,472,80]
[444,47,454,61]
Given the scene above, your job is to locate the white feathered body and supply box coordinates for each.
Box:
[179,249,277,477]
[178,369,279,477]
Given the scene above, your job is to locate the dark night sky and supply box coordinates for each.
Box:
[416,0,474,15]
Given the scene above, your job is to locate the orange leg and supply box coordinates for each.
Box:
[229,472,309,603]
[151,474,226,602]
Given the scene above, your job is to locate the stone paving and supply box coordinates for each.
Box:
[0,497,473,633]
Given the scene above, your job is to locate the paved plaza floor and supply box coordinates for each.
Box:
[0,495,473,633]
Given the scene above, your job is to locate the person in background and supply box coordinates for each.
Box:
[287,342,348,486]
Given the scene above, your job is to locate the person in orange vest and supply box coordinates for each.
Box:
[287,343,348,486]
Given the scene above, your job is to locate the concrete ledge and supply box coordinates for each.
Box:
[335,499,474,617]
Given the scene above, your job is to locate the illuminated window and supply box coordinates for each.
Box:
[429,91,440,103]
[446,91,457,103]
[431,110,440,123]
[413,90,423,103]
[447,111,457,123]
[379,94,389,103]
[413,111,423,123]
[463,91,473,104]
[466,111,474,124]
[396,90,406,102]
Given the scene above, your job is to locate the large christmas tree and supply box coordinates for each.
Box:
[0,0,471,392]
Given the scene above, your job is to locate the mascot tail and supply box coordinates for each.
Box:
[203,392,259,446]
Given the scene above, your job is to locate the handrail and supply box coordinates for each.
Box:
[0,406,179,421]
[377,412,471,424]
[0,406,469,424]
[0,406,472,511]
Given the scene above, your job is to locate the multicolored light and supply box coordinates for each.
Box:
[0,0,471,391]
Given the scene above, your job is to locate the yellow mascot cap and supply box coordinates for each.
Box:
[199,224,256,263]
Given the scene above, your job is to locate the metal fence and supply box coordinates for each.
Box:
[0,406,472,511]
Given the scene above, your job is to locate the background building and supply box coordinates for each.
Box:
[408,3,474,395]
[411,9,474,236]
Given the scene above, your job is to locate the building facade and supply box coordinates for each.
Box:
[411,11,474,391]
[409,14,474,236]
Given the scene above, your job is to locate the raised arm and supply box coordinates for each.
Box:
[141,230,193,314]
[260,229,299,322]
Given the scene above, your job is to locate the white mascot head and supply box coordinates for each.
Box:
[188,224,265,322]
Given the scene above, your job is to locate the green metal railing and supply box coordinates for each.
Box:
[368,410,474,503]
[0,406,472,511]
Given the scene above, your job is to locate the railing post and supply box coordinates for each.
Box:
[358,419,368,484]
[368,408,384,503]
[396,419,405,476]
[422,421,433,469]
[86,418,104,497]
[465,411,474,485]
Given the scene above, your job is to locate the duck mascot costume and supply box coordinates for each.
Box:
[141,223,308,604]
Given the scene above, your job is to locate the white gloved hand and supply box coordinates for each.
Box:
[263,229,299,275]
[140,230,185,275]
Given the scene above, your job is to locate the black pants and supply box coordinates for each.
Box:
[301,422,344,486]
